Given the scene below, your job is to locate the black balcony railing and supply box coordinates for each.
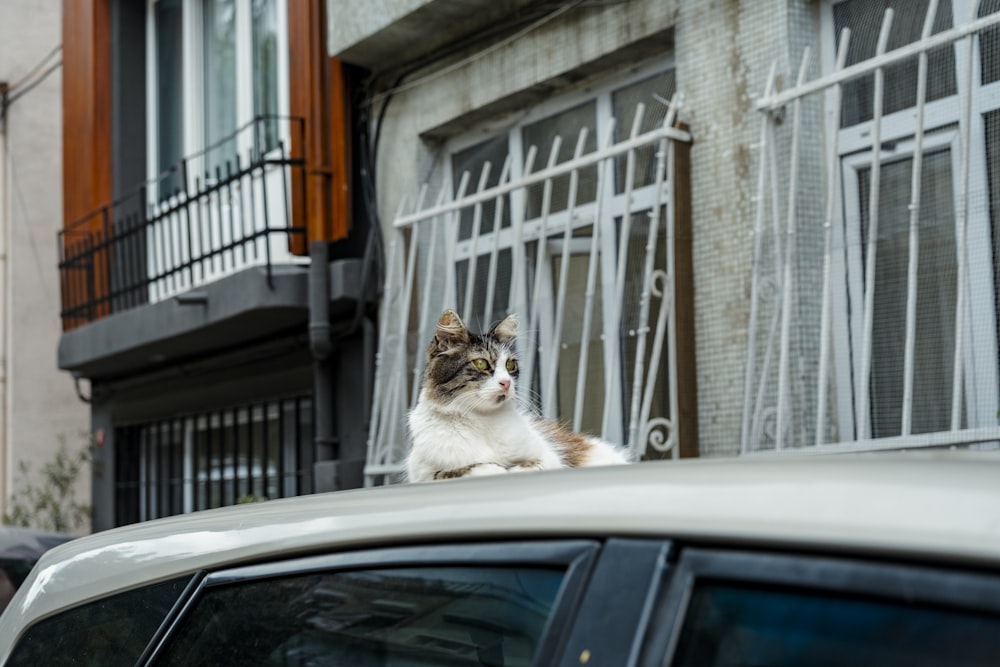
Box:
[59,116,307,330]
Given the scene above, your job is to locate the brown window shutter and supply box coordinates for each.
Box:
[288,0,352,250]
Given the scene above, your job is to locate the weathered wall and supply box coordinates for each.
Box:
[0,0,91,531]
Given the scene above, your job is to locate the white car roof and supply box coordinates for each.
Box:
[2,452,1000,651]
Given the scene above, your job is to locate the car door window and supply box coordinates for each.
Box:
[6,575,193,667]
[158,566,566,666]
[649,550,1000,667]
[671,581,1000,667]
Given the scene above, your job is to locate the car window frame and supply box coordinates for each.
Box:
[640,547,1000,667]
[144,539,605,666]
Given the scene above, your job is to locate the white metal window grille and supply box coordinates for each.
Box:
[365,83,690,484]
[743,0,1000,453]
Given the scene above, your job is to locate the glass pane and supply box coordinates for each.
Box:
[858,149,956,437]
[159,567,566,666]
[455,248,514,327]
[522,102,598,219]
[988,111,1000,397]
[834,0,956,127]
[612,70,677,193]
[204,0,238,176]
[671,582,1000,667]
[553,227,605,436]
[252,0,280,153]
[155,0,184,198]
[452,135,512,239]
[980,0,1000,85]
[7,577,190,667]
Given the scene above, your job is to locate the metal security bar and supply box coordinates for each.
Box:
[743,1,1000,453]
[59,116,307,330]
[365,97,692,484]
[114,395,314,525]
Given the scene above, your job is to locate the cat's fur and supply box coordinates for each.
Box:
[406,309,629,482]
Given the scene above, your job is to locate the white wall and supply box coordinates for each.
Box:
[0,0,91,532]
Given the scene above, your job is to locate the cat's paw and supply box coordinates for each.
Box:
[507,460,545,473]
[465,462,509,477]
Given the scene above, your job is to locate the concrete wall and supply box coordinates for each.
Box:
[0,0,91,532]
[330,0,822,458]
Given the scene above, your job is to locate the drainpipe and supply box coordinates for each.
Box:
[309,240,337,488]
[0,83,9,511]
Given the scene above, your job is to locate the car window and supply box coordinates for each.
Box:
[7,575,192,667]
[157,566,567,666]
[669,580,1000,667]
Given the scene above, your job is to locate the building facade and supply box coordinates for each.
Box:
[59,0,377,531]
[59,0,1000,527]
[1,0,90,529]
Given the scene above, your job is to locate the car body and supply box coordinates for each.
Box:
[2,452,1000,665]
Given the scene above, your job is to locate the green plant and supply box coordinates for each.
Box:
[3,436,91,533]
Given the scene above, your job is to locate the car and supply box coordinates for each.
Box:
[0,527,74,614]
[1,452,1000,666]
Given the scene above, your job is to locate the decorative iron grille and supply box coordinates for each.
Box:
[365,95,692,485]
[59,116,307,330]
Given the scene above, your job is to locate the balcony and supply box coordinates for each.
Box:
[59,116,308,331]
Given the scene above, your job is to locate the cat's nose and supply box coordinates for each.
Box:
[498,378,511,391]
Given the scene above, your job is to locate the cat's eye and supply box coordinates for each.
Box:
[506,359,518,373]
[472,358,489,371]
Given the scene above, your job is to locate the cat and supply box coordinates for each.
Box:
[406,309,629,482]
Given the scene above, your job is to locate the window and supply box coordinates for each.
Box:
[114,395,313,525]
[671,582,1000,666]
[145,0,296,301]
[655,550,1000,667]
[160,567,566,665]
[825,0,1000,439]
[155,542,596,665]
[7,576,193,667]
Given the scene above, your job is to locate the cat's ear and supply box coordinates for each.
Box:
[433,309,469,353]
[491,313,518,343]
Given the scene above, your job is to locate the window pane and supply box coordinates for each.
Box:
[7,577,190,667]
[980,0,1000,85]
[834,0,956,127]
[159,567,566,666]
[612,70,676,193]
[988,111,1000,397]
[204,0,238,175]
[671,582,1000,666]
[858,149,956,437]
[155,0,184,198]
[252,0,280,153]
[452,135,512,239]
[455,248,513,327]
[522,102,598,219]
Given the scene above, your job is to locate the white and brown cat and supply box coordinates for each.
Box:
[406,309,629,482]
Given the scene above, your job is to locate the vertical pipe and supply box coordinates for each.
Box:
[815,29,851,445]
[742,63,778,454]
[951,1,978,431]
[858,10,894,441]
[776,48,811,450]
[901,0,938,436]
